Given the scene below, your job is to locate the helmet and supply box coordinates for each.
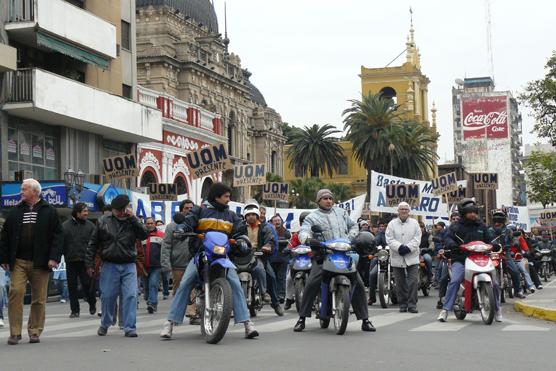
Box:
[244,199,260,210]
[459,198,478,218]
[359,220,370,228]
[354,231,376,250]
[492,210,507,224]
[299,211,311,225]
[243,206,260,217]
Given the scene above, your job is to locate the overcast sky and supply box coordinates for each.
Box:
[215,0,554,162]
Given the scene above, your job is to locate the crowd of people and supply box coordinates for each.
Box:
[1,178,555,345]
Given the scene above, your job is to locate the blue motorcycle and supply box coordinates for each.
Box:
[312,226,357,335]
[193,230,236,344]
[289,245,312,313]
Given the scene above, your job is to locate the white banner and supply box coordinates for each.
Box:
[130,191,189,225]
[370,170,466,219]
[503,205,530,232]
[230,193,366,231]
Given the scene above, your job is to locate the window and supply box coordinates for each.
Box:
[271,151,277,174]
[122,84,132,99]
[338,156,348,175]
[121,20,131,51]
[7,127,59,181]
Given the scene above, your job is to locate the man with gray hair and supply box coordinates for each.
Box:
[385,202,422,313]
[0,179,64,345]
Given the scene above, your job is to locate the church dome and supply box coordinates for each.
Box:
[137,0,219,33]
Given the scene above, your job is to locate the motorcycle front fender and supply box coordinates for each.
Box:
[211,258,237,270]
[331,275,351,288]
[473,273,492,289]
[238,271,251,283]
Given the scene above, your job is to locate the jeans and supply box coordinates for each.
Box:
[55,279,69,301]
[167,259,250,325]
[368,259,379,300]
[271,261,288,300]
[161,270,170,297]
[437,260,450,299]
[66,261,96,314]
[517,260,534,289]
[422,254,433,279]
[285,266,294,300]
[99,262,137,333]
[392,265,419,310]
[0,284,7,319]
[252,260,268,294]
[443,262,500,312]
[506,259,523,293]
[252,260,280,306]
[143,267,162,307]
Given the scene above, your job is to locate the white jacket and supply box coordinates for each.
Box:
[385,217,421,268]
[298,206,358,244]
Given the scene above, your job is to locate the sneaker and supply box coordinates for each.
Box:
[272,304,284,317]
[89,303,96,316]
[7,336,20,345]
[437,310,448,322]
[538,285,544,290]
[361,319,376,332]
[97,311,102,318]
[60,299,67,303]
[284,299,294,310]
[160,320,173,339]
[293,317,305,332]
[124,331,138,338]
[29,335,40,344]
[495,310,503,322]
[244,321,259,339]
[263,293,271,303]
[408,308,419,314]
[69,312,80,318]
[436,300,443,310]
[529,287,536,294]
[0,319,5,328]
[97,326,108,336]
[147,304,154,314]
[515,291,526,299]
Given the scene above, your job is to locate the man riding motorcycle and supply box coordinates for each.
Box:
[489,210,526,299]
[284,211,311,310]
[293,189,375,333]
[243,203,284,316]
[437,198,502,322]
[159,183,259,339]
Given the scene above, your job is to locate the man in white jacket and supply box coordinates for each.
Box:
[385,202,422,313]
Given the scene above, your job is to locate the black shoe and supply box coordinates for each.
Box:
[97,311,102,318]
[97,326,107,336]
[124,331,138,338]
[293,318,305,332]
[29,335,40,344]
[284,299,294,310]
[515,292,526,299]
[408,308,419,314]
[399,307,408,313]
[361,319,376,332]
[189,317,201,326]
[279,298,285,304]
[147,304,154,314]
[69,312,80,318]
[436,300,443,310]
[89,303,96,316]
[272,304,284,317]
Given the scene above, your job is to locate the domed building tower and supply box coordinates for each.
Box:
[136,1,286,200]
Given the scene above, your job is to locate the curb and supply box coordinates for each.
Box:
[513,300,556,322]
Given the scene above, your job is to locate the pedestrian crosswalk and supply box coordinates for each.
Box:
[0,305,552,341]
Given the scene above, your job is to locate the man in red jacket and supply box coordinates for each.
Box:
[143,217,165,314]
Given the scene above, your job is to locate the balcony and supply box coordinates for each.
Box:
[0,44,17,72]
[6,0,116,69]
[3,68,162,143]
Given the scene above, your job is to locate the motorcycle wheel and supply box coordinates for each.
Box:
[504,272,514,298]
[478,282,495,325]
[333,285,351,335]
[201,278,233,344]
[378,272,389,308]
[543,263,550,282]
[249,283,258,318]
[294,278,305,314]
[453,296,467,320]
[497,270,505,303]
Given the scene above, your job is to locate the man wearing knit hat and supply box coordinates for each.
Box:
[86,194,148,337]
[293,189,375,333]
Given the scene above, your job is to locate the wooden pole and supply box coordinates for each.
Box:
[484,189,489,225]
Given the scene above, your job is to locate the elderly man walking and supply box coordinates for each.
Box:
[0,178,63,345]
[385,202,422,313]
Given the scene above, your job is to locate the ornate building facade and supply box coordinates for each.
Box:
[135,0,286,201]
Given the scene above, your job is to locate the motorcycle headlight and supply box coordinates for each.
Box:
[377,249,389,261]
[294,247,311,255]
[327,242,352,251]
[541,249,551,254]
[213,245,226,255]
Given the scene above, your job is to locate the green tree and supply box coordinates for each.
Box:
[281,122,299,144]
[394,121,439,179]
[326,183,354,202]
[520,51,556,146]
[524,150,556,208]
[289,177,324,209]
[287,124,346,178]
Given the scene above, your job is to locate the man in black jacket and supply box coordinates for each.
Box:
[86,195,148,337]
[0,179,63,345]
[63,202,96,318]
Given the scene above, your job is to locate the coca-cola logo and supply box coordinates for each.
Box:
[165,134,200,151]
[463,110,508,130]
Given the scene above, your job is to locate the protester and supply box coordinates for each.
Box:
[0,265,8,328]
[385,202,422,313]
[142,217,165,314]
[62,202,96,318]
[155,220,170,299]
[0,178,63,345]
[86,195,148,337]
[270,215,291,303]
[53,256,69,303]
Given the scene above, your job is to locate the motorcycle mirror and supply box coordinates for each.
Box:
[311,225,323,233]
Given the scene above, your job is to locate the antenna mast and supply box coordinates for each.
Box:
[485,0,495,79]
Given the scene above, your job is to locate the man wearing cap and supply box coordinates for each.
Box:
[86,194,148,337]
[385,202,422,313]
[293,189,375,332]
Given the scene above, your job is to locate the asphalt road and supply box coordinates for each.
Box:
[1,286,555,371]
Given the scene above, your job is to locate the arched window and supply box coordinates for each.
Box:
[379,86,397,105]
[174,174,188,195]
[271,150,277,174]
[140,168,157,188]
[201,177,213,201]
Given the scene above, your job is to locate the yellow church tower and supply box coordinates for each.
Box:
[360,15,434,129]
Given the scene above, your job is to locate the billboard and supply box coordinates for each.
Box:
[462,95,508,140]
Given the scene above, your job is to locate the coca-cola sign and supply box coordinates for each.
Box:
[163,130,207,151]
[462,96,508,139]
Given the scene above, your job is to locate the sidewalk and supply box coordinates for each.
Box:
[513,277,556,322]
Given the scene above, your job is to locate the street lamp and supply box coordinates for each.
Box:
[64,168,85,204]
[388,143,396,175]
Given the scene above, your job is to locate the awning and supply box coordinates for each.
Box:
[37,31,110,70]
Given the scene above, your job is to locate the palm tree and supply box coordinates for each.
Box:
[289,177,324,209]
[395,122,438,179]
[326,183,354,202]
[288,124,346,178]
